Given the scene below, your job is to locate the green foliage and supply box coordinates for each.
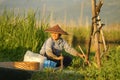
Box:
[80,46,120,80]
[31,69,84,80]
[64,46,120,80]
[0,10,48,61]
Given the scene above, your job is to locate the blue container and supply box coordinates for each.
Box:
[43,60,57,68]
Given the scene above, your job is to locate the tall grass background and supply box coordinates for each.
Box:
[0,10,49,61]
[0,9,120,80]
[0,10,120,61]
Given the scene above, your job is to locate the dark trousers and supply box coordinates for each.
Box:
[45,54,72,67]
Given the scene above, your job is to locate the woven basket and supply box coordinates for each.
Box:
[14,62,39,70]
[0,62,39,70]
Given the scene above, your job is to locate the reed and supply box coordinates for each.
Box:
[0,10,49,61]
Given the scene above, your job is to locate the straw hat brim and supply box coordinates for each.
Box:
[45,24,68,35]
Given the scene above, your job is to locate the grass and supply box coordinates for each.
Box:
[31,69,84,80]
[104,24,120,43]
[0,10,49,61]
[0,10,120,80]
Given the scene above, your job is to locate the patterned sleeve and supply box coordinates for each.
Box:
[63,39,79,56]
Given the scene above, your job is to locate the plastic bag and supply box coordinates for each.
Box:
[23,50,47,70]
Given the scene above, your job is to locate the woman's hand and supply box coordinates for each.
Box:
[55,56,64,60]
[78,53,91,66]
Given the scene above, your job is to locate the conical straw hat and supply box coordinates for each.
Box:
[45,24,68,35]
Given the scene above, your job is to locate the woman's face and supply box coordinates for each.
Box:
[51,33,61,40]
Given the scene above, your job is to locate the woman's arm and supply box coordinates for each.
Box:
[63,40,84,57]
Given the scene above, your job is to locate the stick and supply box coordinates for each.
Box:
[60,54,63,70]
[96,0,103,14]
[78,45,91,66]
[78,45,85,56]
[97,15,107,58]
[87,20,94,64]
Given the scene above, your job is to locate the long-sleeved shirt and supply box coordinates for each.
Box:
[40,37,79,59]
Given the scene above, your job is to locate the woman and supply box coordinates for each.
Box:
[40,24,85,67]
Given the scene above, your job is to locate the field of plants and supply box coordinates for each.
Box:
[0,11,120,80]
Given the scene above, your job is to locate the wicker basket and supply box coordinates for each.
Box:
[0,62,39,70]
[14,62,39,70]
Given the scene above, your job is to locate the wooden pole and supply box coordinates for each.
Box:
[96,0,107,57]
[97,16,107,52]
[79,45,91,66]
[91,0,101,68]
[60,54,63,70]
[86,20,94,64]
